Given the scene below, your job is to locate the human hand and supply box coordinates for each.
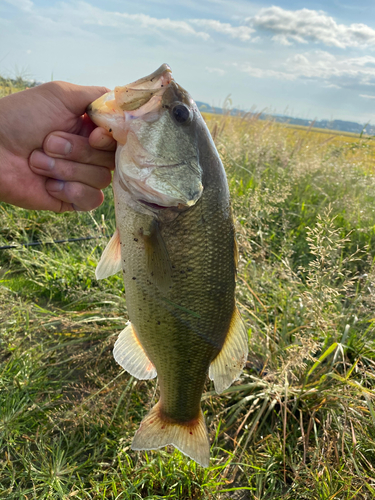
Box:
[0,81,116,212]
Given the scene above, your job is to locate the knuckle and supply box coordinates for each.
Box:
[41,81,68,96]
[59,160,77,180]
[75,140,97,164]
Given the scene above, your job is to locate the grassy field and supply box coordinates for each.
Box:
[0,76,37,98]
[1,82,375,498]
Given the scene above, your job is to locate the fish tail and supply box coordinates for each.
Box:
[131,402,210,467]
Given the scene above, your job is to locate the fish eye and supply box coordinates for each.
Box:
[171,104,191,125]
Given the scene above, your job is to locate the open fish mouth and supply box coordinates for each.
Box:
[87,64,173,141]
[88,63,203,211]
[114,63,173,112]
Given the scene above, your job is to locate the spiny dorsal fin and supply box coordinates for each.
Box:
[209,308,248,394]
[113,322,157,380]
[141,219,172,292]
[96,228,122,280]
[132,401,210,467]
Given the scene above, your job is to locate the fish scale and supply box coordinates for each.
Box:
[117,185,236,423]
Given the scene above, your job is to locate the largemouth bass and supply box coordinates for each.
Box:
[87,64,248,467]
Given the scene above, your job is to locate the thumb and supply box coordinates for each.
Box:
[49,81,111,116]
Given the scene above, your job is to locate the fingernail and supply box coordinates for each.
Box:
[30,150,55,170]
[45,135,72,156]
[47,180,65,192]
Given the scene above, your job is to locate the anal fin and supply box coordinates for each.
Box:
[132,402,210,467]
[209,308,248,394]
[96,228,122,280]
[113,322,157,380]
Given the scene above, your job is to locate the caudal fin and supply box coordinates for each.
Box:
[131,402,210,467]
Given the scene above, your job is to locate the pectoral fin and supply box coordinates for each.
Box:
[141,220,172,292]
[209,308,248,394]
[96,228,122,280]
[113,322,157,380]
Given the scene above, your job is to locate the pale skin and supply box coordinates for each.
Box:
[0,81,117,212]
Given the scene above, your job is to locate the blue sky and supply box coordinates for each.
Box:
[1,0,375,123]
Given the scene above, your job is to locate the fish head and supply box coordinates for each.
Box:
[87,64,204,215]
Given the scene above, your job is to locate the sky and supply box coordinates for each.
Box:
[1,0,375,123]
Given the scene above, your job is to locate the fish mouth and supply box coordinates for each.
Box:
[119,162,202,211]
[138,200,171,211]
[138,199,197,212]
[88,64,203,213]
[87,64,173,142]
[114,63,173,112]
[117,158,202,213]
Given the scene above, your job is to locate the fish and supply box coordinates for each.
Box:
[87,64,248,468]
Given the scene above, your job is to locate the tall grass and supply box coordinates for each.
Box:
[1,85,375,498]
[0,75,37,98]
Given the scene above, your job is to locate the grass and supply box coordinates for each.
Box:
[1,78,375,498]
[0,75,37,98]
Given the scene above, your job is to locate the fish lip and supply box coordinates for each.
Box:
[119,177,181,212]
[138,200,171,211]
[138,199,197,214]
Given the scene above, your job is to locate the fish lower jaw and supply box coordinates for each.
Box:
[138,199,173,211]
[120,176,197,212]
[137,198,198,215]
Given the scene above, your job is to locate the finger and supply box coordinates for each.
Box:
[29,150,112,189]
[89,127,117,151]
[42,131,115,169]
[46,179,105,211]
[45,82,110,116]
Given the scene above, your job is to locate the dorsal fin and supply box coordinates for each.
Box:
[96,228,122,280]
[209,308,248,394]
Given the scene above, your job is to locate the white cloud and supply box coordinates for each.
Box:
[55,2,255,43]
[247,6,375,48]
[235,63,296,81]
[34,3,256,43]
[115,13,210,40]
[360,94,375,99]
[271,34,294,46]
[4,0,33,11]
[206,66,226,76]
[345,56,375,67]
[190,19,254,41]
[236,50,375,91]
[70,3,210,40]
[286,51,375,83]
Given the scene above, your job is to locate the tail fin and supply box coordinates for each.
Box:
[131,402,210,467]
